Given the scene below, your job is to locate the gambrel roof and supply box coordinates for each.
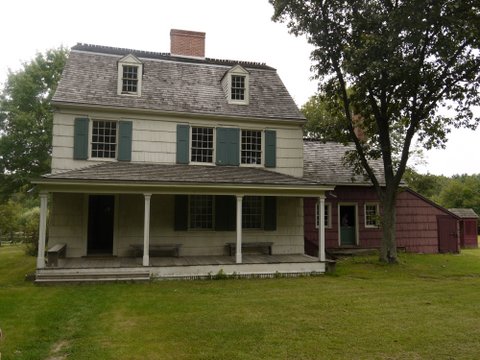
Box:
[53,44,305,121]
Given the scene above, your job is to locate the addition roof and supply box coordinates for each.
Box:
[303,140,386,186]
[448,208,479,219]
[52,43,305,121]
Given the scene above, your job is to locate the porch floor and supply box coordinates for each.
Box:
[54,254,319,269]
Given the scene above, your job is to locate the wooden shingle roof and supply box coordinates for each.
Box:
[448,208,479,219]
[41,162,322,187]
[52,44,305,121]
[303,140,386,186]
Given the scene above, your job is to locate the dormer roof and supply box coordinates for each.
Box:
[52,43,305,121]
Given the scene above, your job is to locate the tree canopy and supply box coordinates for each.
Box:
[271,0,480,262]
[0,47,68,199]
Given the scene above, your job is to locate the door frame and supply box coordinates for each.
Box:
[83,194,119,256]
[337,203,359,246]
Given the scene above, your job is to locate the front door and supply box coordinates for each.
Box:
[339,205,356,246]
[87,195,114,255]
[437,215,459,253]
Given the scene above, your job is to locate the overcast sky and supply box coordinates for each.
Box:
[1,0,479,176]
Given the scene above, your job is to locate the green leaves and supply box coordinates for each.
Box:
[0,47,68,199]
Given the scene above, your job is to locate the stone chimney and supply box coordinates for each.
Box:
[170,29,206,58]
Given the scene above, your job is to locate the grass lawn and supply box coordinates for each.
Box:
[1,244,480,360]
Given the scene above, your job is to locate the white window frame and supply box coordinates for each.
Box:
[364,203,380,228]
[190,126,215,165]
[89,119,118,160]
[240,129,263,166]
[117,54,143,96]
[315,202,332,229]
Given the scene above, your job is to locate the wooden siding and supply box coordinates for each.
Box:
[304,187,458,254]
[459,219,478,248]
[51,110,303,177]
[48,193,305,258]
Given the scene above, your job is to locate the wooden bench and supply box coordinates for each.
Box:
[225,242,273,256]
[47,243,67,267]
[130,244,182,257]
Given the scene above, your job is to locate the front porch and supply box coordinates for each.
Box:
[35,254,329,283]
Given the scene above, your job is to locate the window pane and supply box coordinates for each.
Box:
[122,65,138,93]
[365,204,379,227]
[191,127,213,163]
[231,75,245,100]
[91,120,117,158]
[242,196,262,229]
[189,195,213,229]
[241,130,262,164]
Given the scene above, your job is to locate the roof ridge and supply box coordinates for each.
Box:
[71,43,275,70]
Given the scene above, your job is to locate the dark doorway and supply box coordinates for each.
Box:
[437,215,459,253]
[88,195,114,255]
[339,205,356,246]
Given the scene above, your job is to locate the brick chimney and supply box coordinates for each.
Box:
[170,29,205,58]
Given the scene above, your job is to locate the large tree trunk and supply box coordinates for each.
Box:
[380,188,398,263]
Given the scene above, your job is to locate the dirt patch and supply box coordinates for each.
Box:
[46,339,70,360]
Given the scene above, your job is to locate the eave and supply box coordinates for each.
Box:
[51,101,307,125]
[32,178,333,197]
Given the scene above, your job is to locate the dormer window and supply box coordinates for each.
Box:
[222,65,249,105]
[117,54,143,96]
[231,75,246,100]
[122,66,138,93]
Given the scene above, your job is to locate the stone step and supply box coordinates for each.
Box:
[35,270,151,284]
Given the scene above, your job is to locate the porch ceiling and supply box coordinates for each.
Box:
[33,163,333,196]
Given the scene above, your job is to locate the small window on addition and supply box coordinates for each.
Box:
[365,203,380,228]
[231,75,246,101]
[122,65,138,94]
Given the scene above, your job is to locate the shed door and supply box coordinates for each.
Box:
[437,215,459,253]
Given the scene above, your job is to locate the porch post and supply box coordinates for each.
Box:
[318,196,326,262]
[37,192,48,269]
[236,195,243,264]
[143,193,152,266]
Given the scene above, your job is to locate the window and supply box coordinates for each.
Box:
[231,75,245,100]
[365,203,380,228]
[242,196,263,229]
[91,120,117,158]
[315,202,332,229]
[121,65,138,93]
[189,195,213,229]
[117,54,143,96]
[241,130,262,165]
[191,127,214,163]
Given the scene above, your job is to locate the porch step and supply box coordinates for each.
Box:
[35,269,151,284]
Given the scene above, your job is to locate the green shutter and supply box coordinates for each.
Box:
[73,117,89,160]
[174,195,188,231]
[176,124,190,164]
[216,128,239,166]
[265,130,276,168]
[118,121,132,161]
[264,196,277,231]
[215,195,236,231]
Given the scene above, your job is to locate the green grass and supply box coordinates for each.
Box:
[1,244,480,359]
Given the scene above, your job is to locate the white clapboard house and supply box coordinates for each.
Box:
[33,30,332,282]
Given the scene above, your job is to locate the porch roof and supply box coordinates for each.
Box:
[34,162,332,196]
